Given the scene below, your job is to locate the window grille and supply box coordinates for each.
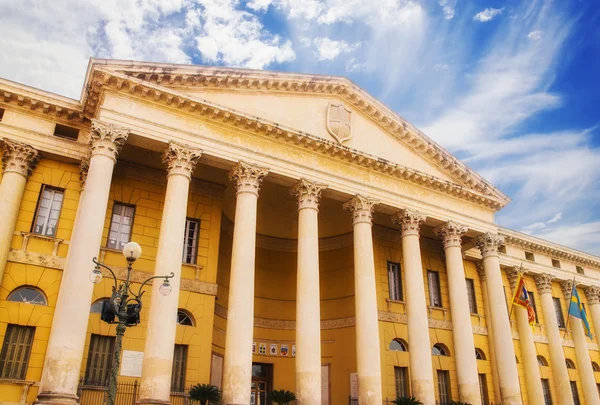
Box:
[394,366,409,398]
[84,334,115,385]
[0,325,35,379]
[437,370,451,404]
[182,219,200,264]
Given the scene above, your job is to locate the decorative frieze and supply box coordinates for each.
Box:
[89,120,129,161]
[1,139,40,177]
[534,273,554,295]
[392,209,426,237]
[8,249,64,269]
[290,178,327,211]
[585,286,600,305]
[434,221,467,249]
[474,232,504,258]
[228,161,269,196]
[343,195,379,225]
[162,142,202,179]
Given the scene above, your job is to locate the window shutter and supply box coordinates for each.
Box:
[0,325,35,380]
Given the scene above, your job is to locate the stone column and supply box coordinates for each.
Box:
[474,233,522,405]
[393,209,435,405]
[0,140,40,284]
[505,267,544,405]
[560,281,600,405]
[476,262,502,403]
[138,143,202,405]
[343,195,383,405]
[222,162,268,405]
[533,274,573,405]
[291,179,327,405]
[584,286,600,341]
[434,222,481,405]
[36,120,129,405]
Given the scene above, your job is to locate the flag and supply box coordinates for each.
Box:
[511,273,536,325]
[568,286,593,340]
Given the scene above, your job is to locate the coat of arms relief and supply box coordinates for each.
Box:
[326,102,352,144]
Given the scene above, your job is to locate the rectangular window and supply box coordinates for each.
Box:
[479,374,489,405]
[553,297,566,328]
[428,271,442,308]
[53,124,79,140]
[32,186,64,237]
[466,278,477,314]
[107,203,135,250]
[529,291,539,324]
[437,370,451,405]
[388,262,403,301]
[394,366,409,398]
[84,334,115,385]
[182,219,200,264]
[542,379,553,405]
[525,251,535,261]
[552,259,561,269]
[576,266,585,275]
[498,245,507,254]
[171,344,188,392]
[571,381,580,405]
[0,325,35,380]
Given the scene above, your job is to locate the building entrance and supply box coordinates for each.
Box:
[251,363,273,405]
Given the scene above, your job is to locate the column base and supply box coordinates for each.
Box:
[137,398,171,405]
[34,391,79,405]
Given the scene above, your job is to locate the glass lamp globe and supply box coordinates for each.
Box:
[122,242,142,261]
[159,280,172,296]
[89,268,103,284]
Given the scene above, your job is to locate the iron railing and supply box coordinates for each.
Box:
[78,380,192,405]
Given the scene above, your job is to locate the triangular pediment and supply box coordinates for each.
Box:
[83,59,510,209]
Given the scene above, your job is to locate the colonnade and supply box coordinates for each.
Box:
[1,122,600,405]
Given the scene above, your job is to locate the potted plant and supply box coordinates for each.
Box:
[189,384,221,405]
[391,397,423,405]
[267,390,297,405]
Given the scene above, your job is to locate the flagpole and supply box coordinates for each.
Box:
[563,275,577,340]
[508,262,524,321]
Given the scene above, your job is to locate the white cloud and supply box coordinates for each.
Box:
[548,212,563,224]
[313,37,359,61]
[532,222,600,256]
[246,0,274,11]
[528,30,543,41]
[438,0,456,20]
[473,8,504,22]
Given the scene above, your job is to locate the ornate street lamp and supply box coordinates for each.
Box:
[89,242,174,405]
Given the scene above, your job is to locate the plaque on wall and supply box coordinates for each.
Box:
[120,350,144,377]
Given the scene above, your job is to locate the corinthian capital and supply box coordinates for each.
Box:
[559,279,574,301]
[290,179,327,210]
[228,161,269,195]
[474,233,504,258]
[505,266,523,291]
[393,209,426,237]
[90,120,129,161]
[2,139,40,177]
[162,142,202,180]
[534,273,554,295]
[434,221,468,249]
[585,286,600,305]
[343,195,379,225]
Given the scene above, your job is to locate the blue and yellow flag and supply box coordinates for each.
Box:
[568,286,593,339]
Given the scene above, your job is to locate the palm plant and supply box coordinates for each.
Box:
[267,390,296,405]
[449,402,472,405]
[391,397,423,405]
[189,384,221,405]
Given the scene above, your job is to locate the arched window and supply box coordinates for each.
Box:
[537,355,549,367]
[7,286,47,306]
[592,362,600,372]
[177,309,195,326]
[389,338,408,352]
[432,343,449,356]
[565,359,576,369]
[475,348,486,360]
[90,298,110,313]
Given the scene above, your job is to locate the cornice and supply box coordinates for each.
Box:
[500,228,600,269]
[84,68,507,210]
[0,78,86,122]
[96,61,508,206]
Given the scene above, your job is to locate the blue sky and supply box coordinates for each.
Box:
[1,0,599,253]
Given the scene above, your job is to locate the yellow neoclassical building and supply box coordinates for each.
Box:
[1,59,600,405]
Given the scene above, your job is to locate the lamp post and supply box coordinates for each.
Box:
[89,241,174,405]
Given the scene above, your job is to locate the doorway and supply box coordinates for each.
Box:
[251,363,273,405]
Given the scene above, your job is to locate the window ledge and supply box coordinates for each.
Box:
[0,378,36,386]
[182,263,204,280]
[385,298,405,304]
[19,231,64,254]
